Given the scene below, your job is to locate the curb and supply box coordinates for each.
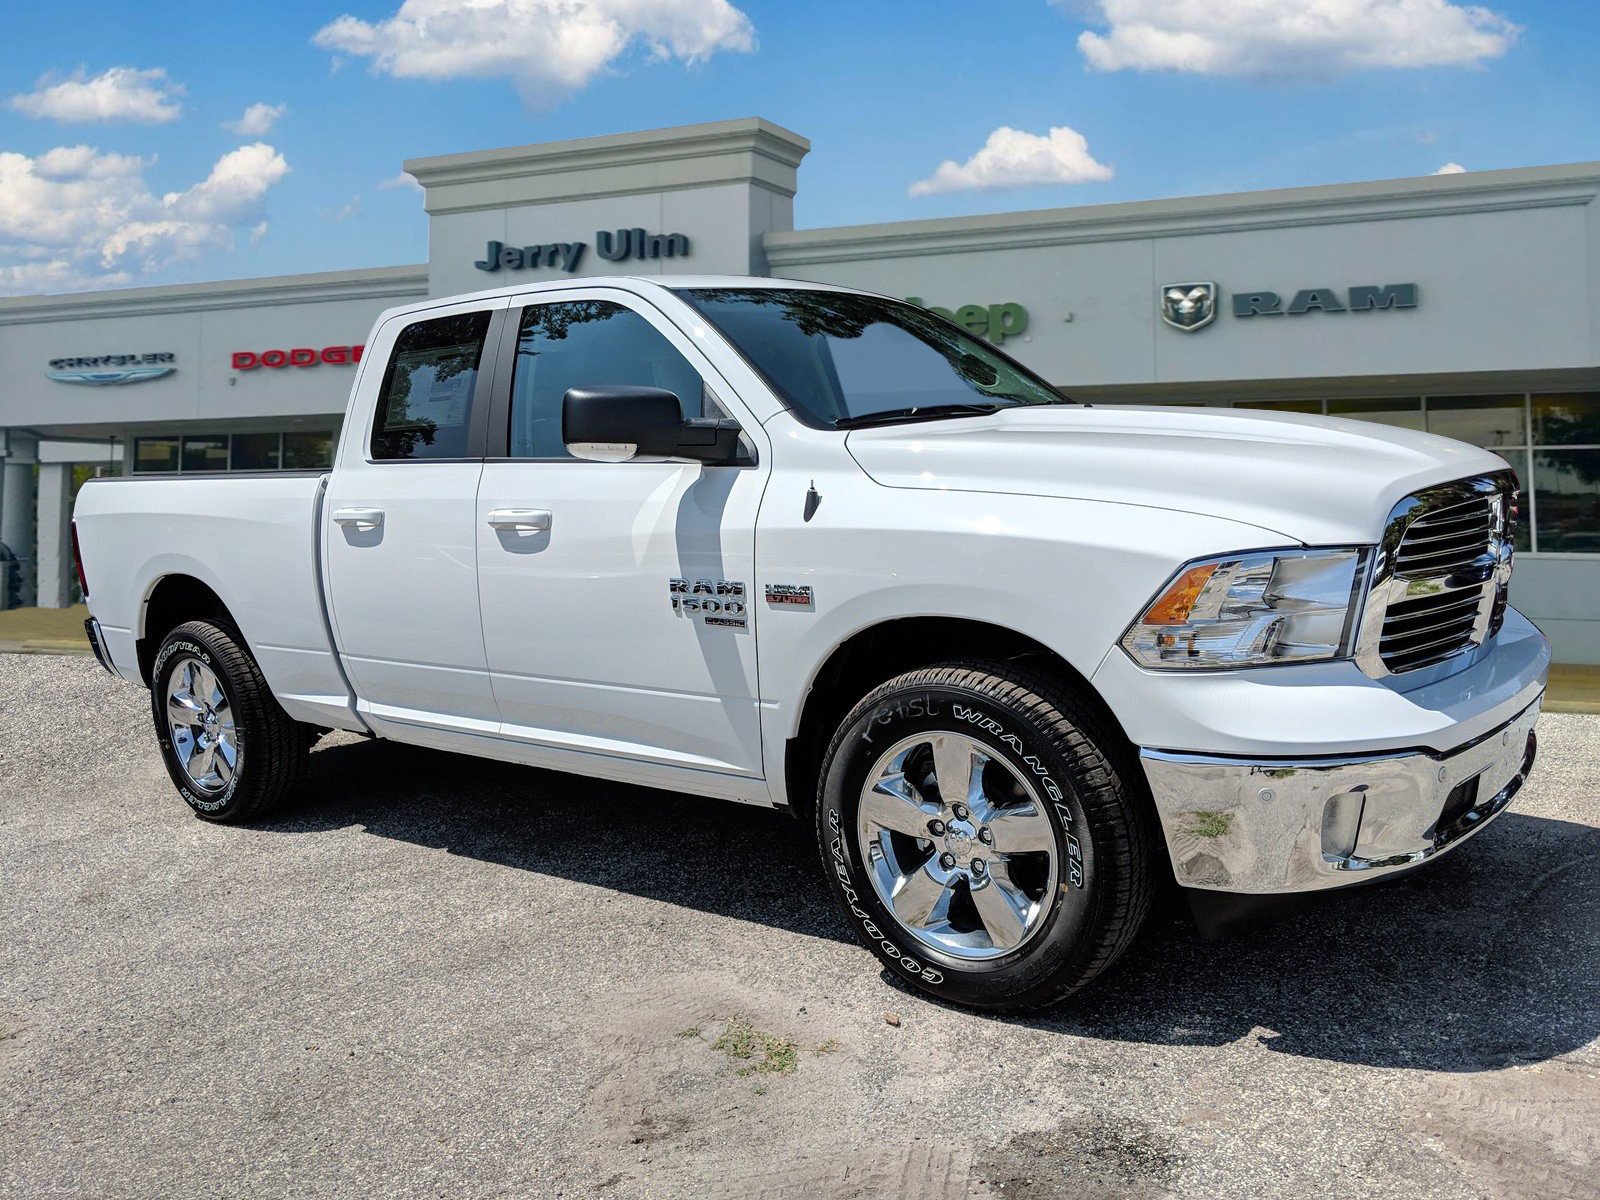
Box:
[0,640,91,656]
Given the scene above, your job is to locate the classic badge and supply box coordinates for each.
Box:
[1159,282,1218,333]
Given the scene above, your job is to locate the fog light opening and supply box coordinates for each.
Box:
[1321,789,1366,862]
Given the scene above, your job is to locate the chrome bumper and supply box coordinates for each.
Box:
[1140,697,1541,894]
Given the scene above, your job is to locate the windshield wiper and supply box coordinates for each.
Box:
[834,403,1008,430]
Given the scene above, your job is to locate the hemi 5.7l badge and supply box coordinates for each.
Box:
[765,584,814,609]
[669,578,748,629]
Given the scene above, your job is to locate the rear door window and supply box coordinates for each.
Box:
[370,310,493,461]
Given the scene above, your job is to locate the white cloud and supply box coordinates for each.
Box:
[910,125,1113,197]
[332,195,363,222]
[9,66,183,124]
[1434,161,1468,174]
[0,142,289,295]
[223,101,286,136]
[1072,0,1520,80]
[313,0,755,105]
[377,170,423,193]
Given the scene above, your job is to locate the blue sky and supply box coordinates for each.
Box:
[2,0,1597,295]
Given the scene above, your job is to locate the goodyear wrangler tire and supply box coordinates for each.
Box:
[815,661,1154,1010]
[150,620,308,823]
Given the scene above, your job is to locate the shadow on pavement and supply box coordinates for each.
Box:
[272,735,1599,1074]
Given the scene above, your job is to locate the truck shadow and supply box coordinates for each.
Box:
[276,735,1599,1074]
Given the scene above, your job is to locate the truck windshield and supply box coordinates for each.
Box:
[675,287,1072,428]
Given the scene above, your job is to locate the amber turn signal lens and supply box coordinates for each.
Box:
[1142,563,1217,625]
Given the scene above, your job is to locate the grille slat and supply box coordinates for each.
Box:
[1395,541,1489,567]
[1401,524,1491,548]
[1378,483,1507,674]
[1381,598,1482,639]
[1382,618,1479,654]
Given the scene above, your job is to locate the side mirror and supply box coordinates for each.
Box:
[563,385,745,464]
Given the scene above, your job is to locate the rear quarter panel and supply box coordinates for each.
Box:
[74,474,356,727]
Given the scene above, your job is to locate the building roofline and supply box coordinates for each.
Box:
[0,264,430,325]
[406,117,811,214]
[765,160,1600,266]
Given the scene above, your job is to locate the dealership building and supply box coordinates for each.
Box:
[1,116,1597,662]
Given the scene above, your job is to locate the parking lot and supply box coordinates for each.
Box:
[2,653,1597,1199]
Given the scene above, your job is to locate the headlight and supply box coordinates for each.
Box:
[1121,549,1366,670]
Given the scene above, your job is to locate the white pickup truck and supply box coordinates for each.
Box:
[75,276,1547,1010]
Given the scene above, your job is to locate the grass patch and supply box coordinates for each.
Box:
[709,1015,800,1078]
[1190,810,1233,839]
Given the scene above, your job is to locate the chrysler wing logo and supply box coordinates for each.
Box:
[1160,282,1218,332]
[46,366,176,386]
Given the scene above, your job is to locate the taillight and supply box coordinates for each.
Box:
[71,520,89,599]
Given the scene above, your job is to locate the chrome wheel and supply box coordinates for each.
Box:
[857,731,1059,962]
[165,656,238,795]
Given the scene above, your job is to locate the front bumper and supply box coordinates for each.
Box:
[1117,606,1549,894]
[1141,698,1539,893]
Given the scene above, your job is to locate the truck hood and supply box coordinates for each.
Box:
[844,405,1508,546]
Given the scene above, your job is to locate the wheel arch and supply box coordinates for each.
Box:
[784,615,1139,818]
[135,574,243,685]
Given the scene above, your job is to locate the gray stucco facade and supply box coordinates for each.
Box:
[1,117,1596,661]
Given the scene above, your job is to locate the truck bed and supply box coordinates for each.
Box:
[74,472,358,730]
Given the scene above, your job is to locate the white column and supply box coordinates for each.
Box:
[36,462,75,609]
[0,433,40,609]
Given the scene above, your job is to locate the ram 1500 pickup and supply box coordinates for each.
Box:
[75,276,1548,1010]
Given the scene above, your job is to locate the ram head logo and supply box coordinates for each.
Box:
[1160,282,1218,332]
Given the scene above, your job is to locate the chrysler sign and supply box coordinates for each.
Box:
[47,352,175,386]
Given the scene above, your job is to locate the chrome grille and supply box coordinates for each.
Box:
[1356,472,1517,678]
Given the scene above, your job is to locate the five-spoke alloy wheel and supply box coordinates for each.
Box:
[816,661,1154,1011]
[164,655,239,795]
[858,731,1059,961]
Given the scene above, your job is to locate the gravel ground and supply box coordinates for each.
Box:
[2,654,1597,1199]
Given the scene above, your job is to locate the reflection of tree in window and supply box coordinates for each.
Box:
[371,311,490,460]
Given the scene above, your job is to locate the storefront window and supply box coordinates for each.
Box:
[133,438,179,473]
[1533,450,1600,554]
[1425,396,1526,449]
[181,436,229,473]
[1235,399,1322,414]
[1531,393,1600,447]
[231,433,282,471]
[1327,398,1425,431]
[283,431,335,469]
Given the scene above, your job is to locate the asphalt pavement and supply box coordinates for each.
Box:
[2,654,1596,1199]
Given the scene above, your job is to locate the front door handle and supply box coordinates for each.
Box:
[332,507,384,530]
[486,508,552,533]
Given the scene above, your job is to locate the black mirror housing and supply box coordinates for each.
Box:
[562,385,745,464]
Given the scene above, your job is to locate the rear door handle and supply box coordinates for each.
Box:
[487,508,552,533]
[332,507,384,530]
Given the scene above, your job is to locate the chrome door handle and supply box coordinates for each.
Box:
[486,508,552,532]
[331,507,384,530]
